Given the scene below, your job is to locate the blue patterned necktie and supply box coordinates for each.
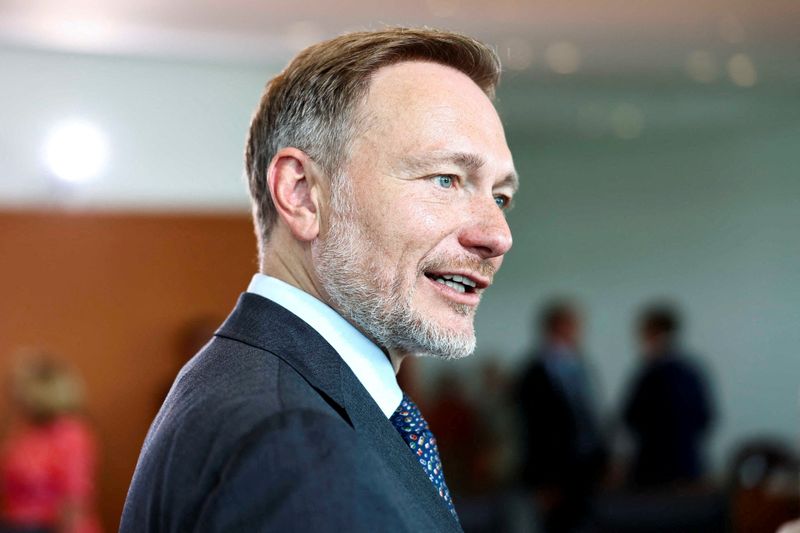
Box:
[390,394,458,520]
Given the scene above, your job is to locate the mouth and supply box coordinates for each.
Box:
[423,270,490,305]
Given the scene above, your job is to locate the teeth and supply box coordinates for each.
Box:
[446,280,466,293]
[430,274,478,291]
[452,275,477,288]
[433,277,466,293]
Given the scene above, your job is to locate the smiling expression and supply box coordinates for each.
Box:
[312,60,517,359]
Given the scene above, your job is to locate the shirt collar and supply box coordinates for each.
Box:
[247,273,402,418]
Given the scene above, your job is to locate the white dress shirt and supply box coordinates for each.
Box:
[247,273,403,418]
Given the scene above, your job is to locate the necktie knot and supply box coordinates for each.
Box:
[390,394,458,520]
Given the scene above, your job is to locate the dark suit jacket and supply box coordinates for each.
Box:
[121,293,462,532]
[517,356,606,491]
[623,352,713,487]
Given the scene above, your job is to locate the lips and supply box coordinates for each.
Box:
[426,273,475,293]
[424,269,490,289]
[423,270,488,306]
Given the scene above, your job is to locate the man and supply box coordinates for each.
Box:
[517,300,606,533]
[622,303,714,487]
[121,28,517,532]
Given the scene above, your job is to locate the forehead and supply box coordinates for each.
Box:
[354,61,513,175]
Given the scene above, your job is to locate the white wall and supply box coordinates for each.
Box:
[0,47,264,210]
[2,46,798,472]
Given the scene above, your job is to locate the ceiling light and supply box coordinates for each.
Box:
[685,50,718,83]
[44,119,109,183]
[544,41,581,75]
[727,53,757,87]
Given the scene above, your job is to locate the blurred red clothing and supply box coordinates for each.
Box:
[0,416,101,533]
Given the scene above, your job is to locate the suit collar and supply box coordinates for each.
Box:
[216,292,462,531]
[245,274,402,417]
[215,292,347,412]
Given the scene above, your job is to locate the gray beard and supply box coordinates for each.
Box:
[310,186,476,360]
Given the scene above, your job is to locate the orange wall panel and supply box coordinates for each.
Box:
[0,210,257,530]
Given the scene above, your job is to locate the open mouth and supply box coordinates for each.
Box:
[423,272,480,294]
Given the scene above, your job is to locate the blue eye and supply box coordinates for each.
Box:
[434,175,454,189]
[494,195,510,209]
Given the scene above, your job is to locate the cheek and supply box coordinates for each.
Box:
[367,197,444,245]
[354,181,455,260]
[407,205,443,234]
[392,204,455,266]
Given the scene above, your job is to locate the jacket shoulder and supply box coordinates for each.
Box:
[194,407,406,532]
[121,335,357,532]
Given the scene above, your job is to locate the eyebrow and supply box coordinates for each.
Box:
[398,151,519,194]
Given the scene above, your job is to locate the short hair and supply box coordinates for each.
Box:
[538,298,579,336]
[639,302,682,337]
[245,27,502,261]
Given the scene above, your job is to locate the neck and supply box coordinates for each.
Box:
[261,234,323,301]
[262,235,403,376]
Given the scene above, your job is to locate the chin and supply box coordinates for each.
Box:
[403,312,477,360]
[415,345,475,361]
[418,288,478,315]
[441,323,473,338]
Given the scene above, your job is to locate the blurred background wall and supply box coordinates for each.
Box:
[0,1,798,530]
[475,68,800,470]
[0,211,256,526]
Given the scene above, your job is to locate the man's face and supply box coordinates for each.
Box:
[313,61,516,359]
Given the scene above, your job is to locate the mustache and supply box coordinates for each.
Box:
[419,255,497,284]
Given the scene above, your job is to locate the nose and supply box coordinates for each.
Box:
[457,196,513,260]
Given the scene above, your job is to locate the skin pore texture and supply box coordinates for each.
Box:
[262,60,517,371]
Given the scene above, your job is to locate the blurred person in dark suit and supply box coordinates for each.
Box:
[122,27,518,532]
[622,303,714,488]
[0,352,101,533]
[517,300,607,533]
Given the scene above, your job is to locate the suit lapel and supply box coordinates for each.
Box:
[216,293,347,412]
[341,369,463,532]
[217,292,462,532]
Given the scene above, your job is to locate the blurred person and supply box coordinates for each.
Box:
[0,352,101,533]
[622,302,714,488]
[122,27,518,532]
[517,299,607,533]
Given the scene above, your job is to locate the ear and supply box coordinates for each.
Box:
[267,148,322,242]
